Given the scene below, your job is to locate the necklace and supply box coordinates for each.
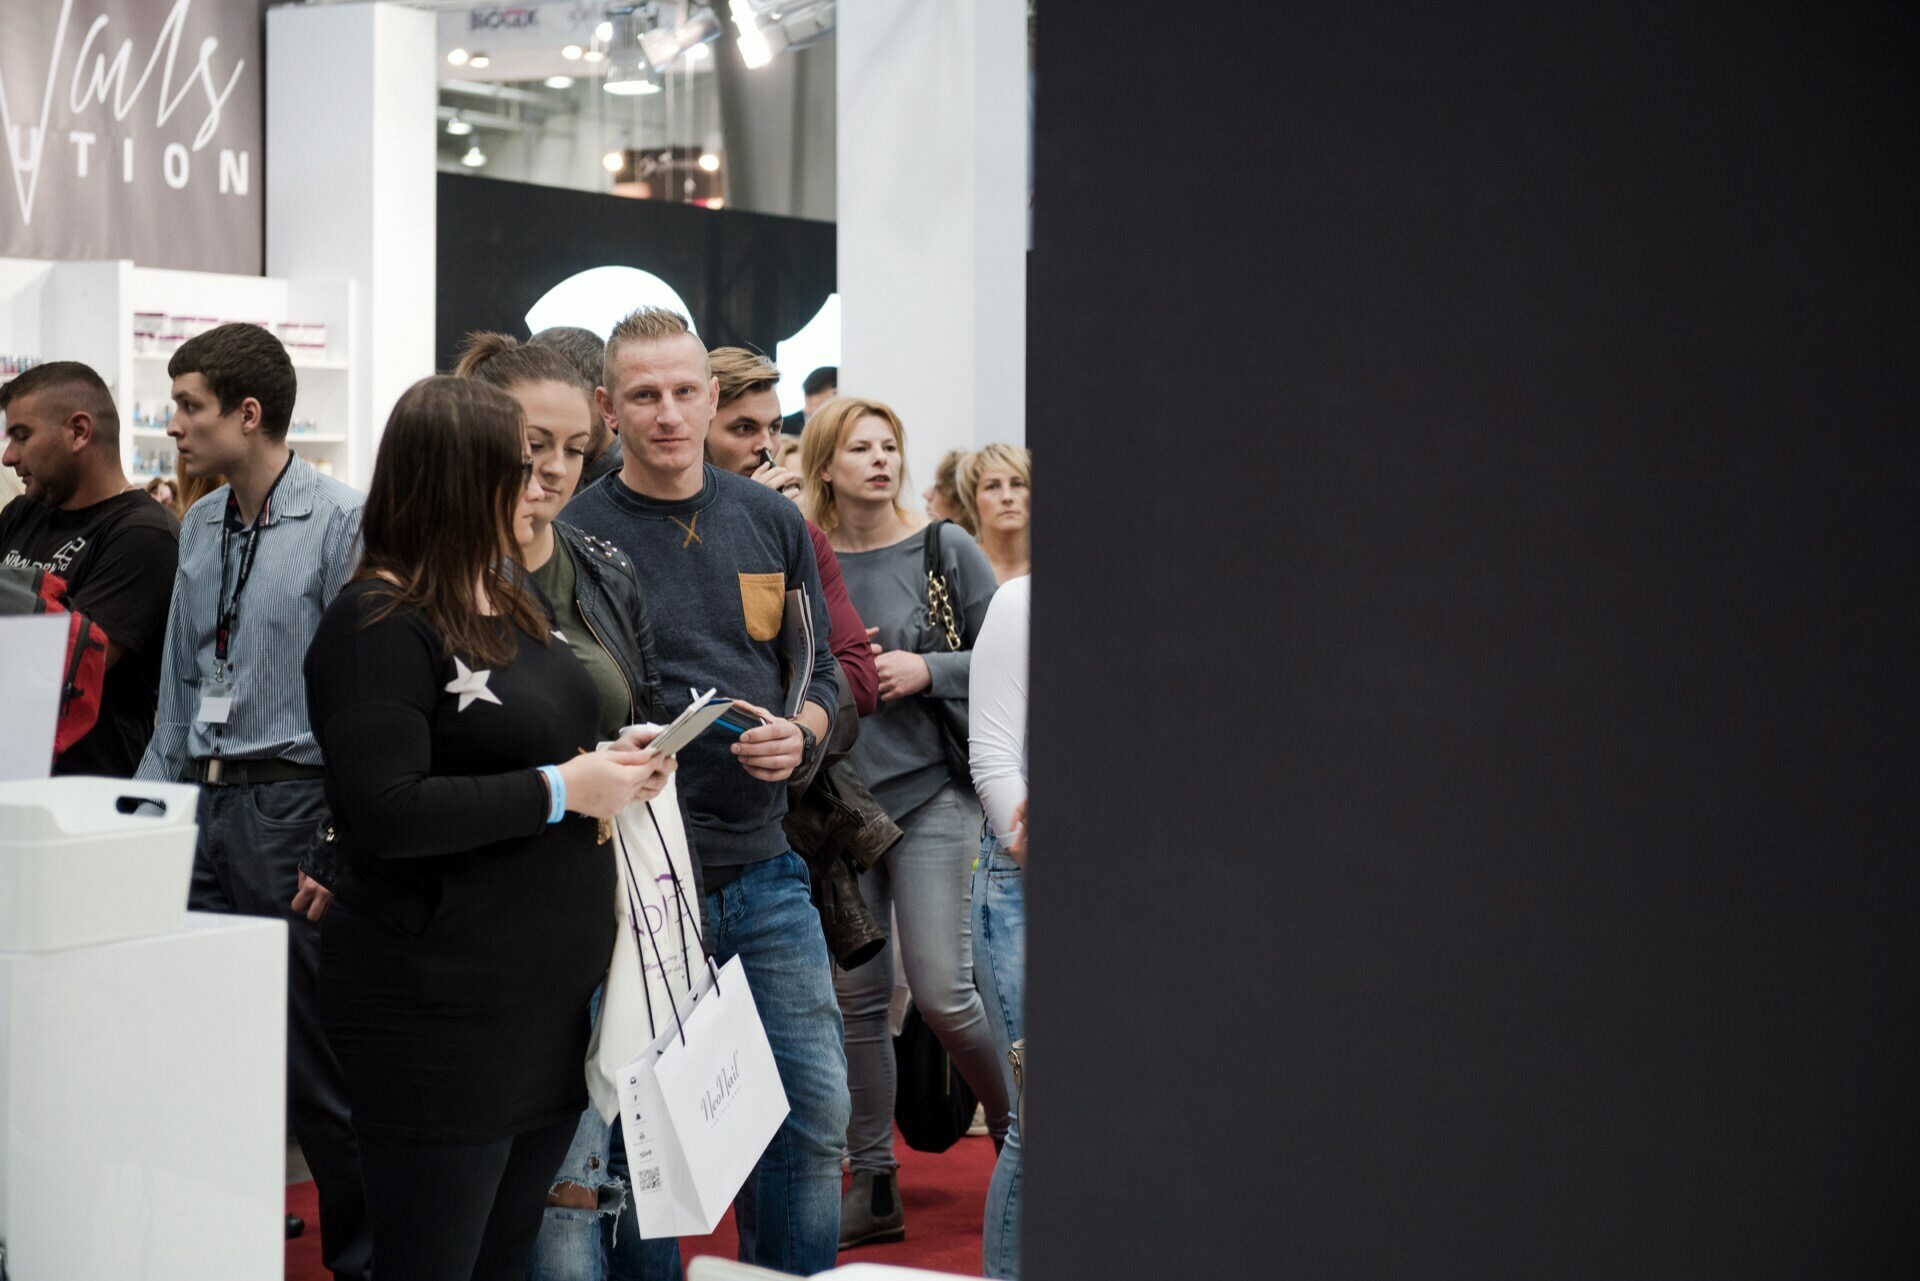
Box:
[667,513,702,548]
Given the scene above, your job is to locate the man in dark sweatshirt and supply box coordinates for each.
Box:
[561,306,846,1279]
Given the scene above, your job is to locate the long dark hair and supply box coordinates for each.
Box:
[354,376,547,667]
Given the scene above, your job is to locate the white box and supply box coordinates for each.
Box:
[0,777,199,952]
[0,913,287,1280]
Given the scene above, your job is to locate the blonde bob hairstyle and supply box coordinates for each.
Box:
[799,397,912,536]
[956,442,1033,528]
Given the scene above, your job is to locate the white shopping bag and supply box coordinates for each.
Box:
[587,783,702,1123]
[618,956,791,1237]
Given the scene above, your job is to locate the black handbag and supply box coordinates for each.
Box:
[919,521,974,787]
[893,999,980,1153]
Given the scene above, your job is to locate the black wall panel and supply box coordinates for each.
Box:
[435,173,834,371]
[1028,3,1918,1277]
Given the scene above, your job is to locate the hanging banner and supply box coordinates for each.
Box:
[0,0,261,273]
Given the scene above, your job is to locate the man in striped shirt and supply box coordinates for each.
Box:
[134,323,370,1279]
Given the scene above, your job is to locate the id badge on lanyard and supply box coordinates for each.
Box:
[197,674,236,726]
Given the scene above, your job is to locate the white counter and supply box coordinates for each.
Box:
[0,912,287,1280]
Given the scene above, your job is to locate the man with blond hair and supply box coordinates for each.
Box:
[564,308,848,1277]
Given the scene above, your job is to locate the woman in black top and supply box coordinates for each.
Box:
[455,332,677,1274]
[304,377,673,1281]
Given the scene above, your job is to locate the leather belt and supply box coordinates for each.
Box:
[187,757,326,787]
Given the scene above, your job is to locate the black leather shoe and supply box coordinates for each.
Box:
[286,1214,306,1240]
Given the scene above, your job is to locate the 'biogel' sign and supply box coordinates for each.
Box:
[0,0,261,272]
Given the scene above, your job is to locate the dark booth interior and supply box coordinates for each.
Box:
[1027,3,1919,1277]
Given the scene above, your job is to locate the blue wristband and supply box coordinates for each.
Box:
[537,765,567,824]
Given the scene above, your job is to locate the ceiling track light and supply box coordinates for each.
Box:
[602,5,662,95]
[728,0,773,69]
[638,5,723,71]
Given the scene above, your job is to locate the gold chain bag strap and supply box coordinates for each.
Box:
[920,520,973,786]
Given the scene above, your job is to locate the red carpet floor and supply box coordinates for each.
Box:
[288,1127,995,1279]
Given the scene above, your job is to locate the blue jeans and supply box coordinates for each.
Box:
[633,851,850,1280]
[972,829,1026,1279]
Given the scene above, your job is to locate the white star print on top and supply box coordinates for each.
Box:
[445,658,502,712]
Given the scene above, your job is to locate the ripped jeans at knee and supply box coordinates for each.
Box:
[525,1103,627,1281]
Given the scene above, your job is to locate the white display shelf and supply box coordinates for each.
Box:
[130,427,346,444]
[0,257,365,488]
[133,351,350,372]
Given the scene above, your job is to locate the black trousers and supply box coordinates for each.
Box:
[357,1116,580,1281]
[190,777,371,1281]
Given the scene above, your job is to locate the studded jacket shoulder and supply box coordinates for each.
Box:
[553,521,668,725]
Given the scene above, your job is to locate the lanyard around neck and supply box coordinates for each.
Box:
[216,453,295,666]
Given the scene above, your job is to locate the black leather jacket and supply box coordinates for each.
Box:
[554,521,667,726]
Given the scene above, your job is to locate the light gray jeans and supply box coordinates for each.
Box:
[834,782,1014,1173]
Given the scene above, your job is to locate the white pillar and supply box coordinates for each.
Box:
[266,2,438,490]
[837,0,1028,501]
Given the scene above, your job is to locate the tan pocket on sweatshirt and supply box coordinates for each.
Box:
[738,572,785,642]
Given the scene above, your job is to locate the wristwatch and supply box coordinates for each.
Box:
[790,718,818,764]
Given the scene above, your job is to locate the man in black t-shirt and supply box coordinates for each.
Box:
[1,361,179,776]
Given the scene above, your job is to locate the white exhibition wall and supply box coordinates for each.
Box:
[267,2,438,489]
[837,0,1029,492]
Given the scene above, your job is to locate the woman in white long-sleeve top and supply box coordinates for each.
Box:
[969,573,1029,1280]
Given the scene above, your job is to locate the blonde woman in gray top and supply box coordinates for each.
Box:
[800,398,1013,1247]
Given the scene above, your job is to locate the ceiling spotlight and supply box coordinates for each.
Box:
[596,20,614,42]
[603,151,625,173]
[545,75,576,89]
[460,144,487,168]
[583,48,606,62]
[602,7,661,95]
[562,44,583,60]
[698,152,721,173]
[446,48,470,66]
[729,0,773,69]
[469,53,491,69]
[445,114,474,136]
